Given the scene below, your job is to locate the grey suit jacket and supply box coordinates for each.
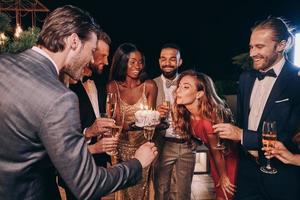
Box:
[0,49,142,200]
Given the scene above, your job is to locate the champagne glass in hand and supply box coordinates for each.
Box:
[144,125,156,142]
[107,111,124,156]
[106,93,117,118]
[260,121,277,174]
[213,107,225,150]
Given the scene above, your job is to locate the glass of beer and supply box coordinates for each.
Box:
[260,121,277,174]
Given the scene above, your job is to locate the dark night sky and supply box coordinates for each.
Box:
[32,0,300,80]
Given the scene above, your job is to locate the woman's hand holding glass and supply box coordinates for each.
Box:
[263,140,300,166]
[260,121,277,174]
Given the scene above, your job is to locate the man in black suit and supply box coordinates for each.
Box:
[0,5,157,200]
[70,31,114,165]
[214,17,300,200]
[62,31,119,199]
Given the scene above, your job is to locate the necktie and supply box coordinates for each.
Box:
[165,79,177,88]
[82,76,94,83]
[256,69,277,81]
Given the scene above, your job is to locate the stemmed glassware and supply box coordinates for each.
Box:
[106,93,117,118]
[260,121,277,174]
[104,93,123,156]
[143,125,156,142]
[212,107,226,150]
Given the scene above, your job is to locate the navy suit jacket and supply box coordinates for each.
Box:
[236,61,300,199]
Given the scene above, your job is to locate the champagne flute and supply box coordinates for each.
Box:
[105,111,124,156]
[162,97,171,122]
[143,125,156,142]
[106,93,117,118]
[213,107,226,150]
[260,121,277,174]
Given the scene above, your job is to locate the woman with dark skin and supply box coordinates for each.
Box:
[107,43,157,200]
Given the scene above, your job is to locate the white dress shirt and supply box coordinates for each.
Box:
[248,57,285,131]
[82,79,100,118]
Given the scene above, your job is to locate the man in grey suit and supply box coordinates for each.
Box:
[154,44,196,200]
[0,5,157,200]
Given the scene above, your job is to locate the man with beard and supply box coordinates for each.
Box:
[0,5,157,200]
[213,17,300,200]
[61,31,119,200]
[154,44,196,200]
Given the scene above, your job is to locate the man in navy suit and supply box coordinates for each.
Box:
[214,17,300,200]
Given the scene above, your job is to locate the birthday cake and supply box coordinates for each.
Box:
[135,109,160,127]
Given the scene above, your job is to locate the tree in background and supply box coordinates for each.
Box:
[232,52,253,71]
[0,12,40,54]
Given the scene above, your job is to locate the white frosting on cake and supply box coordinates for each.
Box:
[135,109,160,127]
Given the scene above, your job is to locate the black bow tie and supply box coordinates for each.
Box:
[82,76,94,83]
[165,79,177,88]
[256,69,277,81]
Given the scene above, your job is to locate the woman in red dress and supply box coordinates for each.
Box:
[174,70,238,200]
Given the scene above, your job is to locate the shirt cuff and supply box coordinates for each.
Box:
[83,128,91,144]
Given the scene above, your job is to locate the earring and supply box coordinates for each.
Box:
[196,97,201,106]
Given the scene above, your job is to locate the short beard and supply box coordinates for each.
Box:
[162,70,177,79]
[63,65,81,81]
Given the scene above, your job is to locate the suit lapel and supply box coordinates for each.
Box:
[260,63,291,122]
[71,82,96,119]
[243,71,257,126]
[96,83,106,114]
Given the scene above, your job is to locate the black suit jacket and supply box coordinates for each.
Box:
[236,61,300,199]
[70,73,110,167]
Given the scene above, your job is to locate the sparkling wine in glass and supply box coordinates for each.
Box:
[213,107,225,150]
[162,98,171,122]
[105,112,124,156]
[163,100,171,112]
[106,93,117,118]
[143,125,156,142]
[260,121,277,174]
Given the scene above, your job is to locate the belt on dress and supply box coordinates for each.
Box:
[164,137,186,143]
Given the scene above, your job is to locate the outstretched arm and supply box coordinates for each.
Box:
[40,92,145,199]
[206,133,236,198]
